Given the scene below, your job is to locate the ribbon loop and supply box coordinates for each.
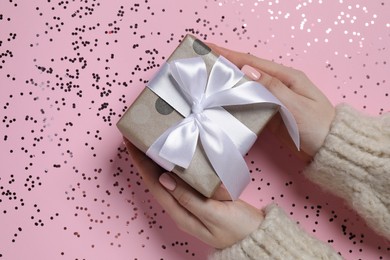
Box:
[170,58,207,105]
[159,116,199,169]
[146,56,300,200]
[205,55,244,98]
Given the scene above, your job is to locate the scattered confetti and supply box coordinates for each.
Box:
[0,1,389,259]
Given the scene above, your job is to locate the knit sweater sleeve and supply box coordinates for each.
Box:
[209,204,342,260]
[209,104,390,260]
[303,104,390,240]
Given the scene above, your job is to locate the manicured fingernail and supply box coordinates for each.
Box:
[159,173,176,191]
[241,65,261,80]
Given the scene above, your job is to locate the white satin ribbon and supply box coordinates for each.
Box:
[146,56,300,199]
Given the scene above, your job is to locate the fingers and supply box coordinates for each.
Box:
[209,43,295,84]
[241,63,308,118]
[240,63,302,116]
[159,171,264,249]
[156,176,212,241]
[207,42,259,69]
[208,43,326,101]
[256,69,300,106]
[124,138,265,249]
[265,113,313,163]
[157,172,221,244]
[123,138,213,242]
[211,185,232,201]
[124,138,215,220]
[124,138,227,220]
[159,173,218,223]
[158,172,236,248]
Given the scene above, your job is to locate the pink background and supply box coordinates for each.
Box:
[1,0,389,259]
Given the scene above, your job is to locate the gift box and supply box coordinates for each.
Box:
[117,34,299,199]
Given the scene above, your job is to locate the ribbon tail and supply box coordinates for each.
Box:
[204,81,300,150]
[203,108,257,155]
[279,106,300,150]
[204,81,279,107]
[198,115,251,200]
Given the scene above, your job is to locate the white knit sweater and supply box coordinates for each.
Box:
[210,104,390,259]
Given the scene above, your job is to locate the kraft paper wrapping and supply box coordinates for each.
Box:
[117,34,278,198]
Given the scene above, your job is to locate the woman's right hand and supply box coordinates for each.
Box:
[124,139,264,249]
[209,43,336,159]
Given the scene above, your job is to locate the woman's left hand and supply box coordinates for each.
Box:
[124,138,264,249]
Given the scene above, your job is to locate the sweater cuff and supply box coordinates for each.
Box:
[209,204,341,260]
[304,104,390,239]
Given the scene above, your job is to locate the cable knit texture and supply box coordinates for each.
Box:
[209,204,342,260]
[209,104,389,259]
[304,104,390,240]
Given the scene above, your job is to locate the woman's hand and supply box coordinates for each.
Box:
[124,138,264,249]
[209,44,335,158]
[123,44,335,249]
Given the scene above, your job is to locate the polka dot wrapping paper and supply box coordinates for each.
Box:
[0,0,389,259]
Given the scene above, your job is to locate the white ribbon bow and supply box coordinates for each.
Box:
[146,56,299,199]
